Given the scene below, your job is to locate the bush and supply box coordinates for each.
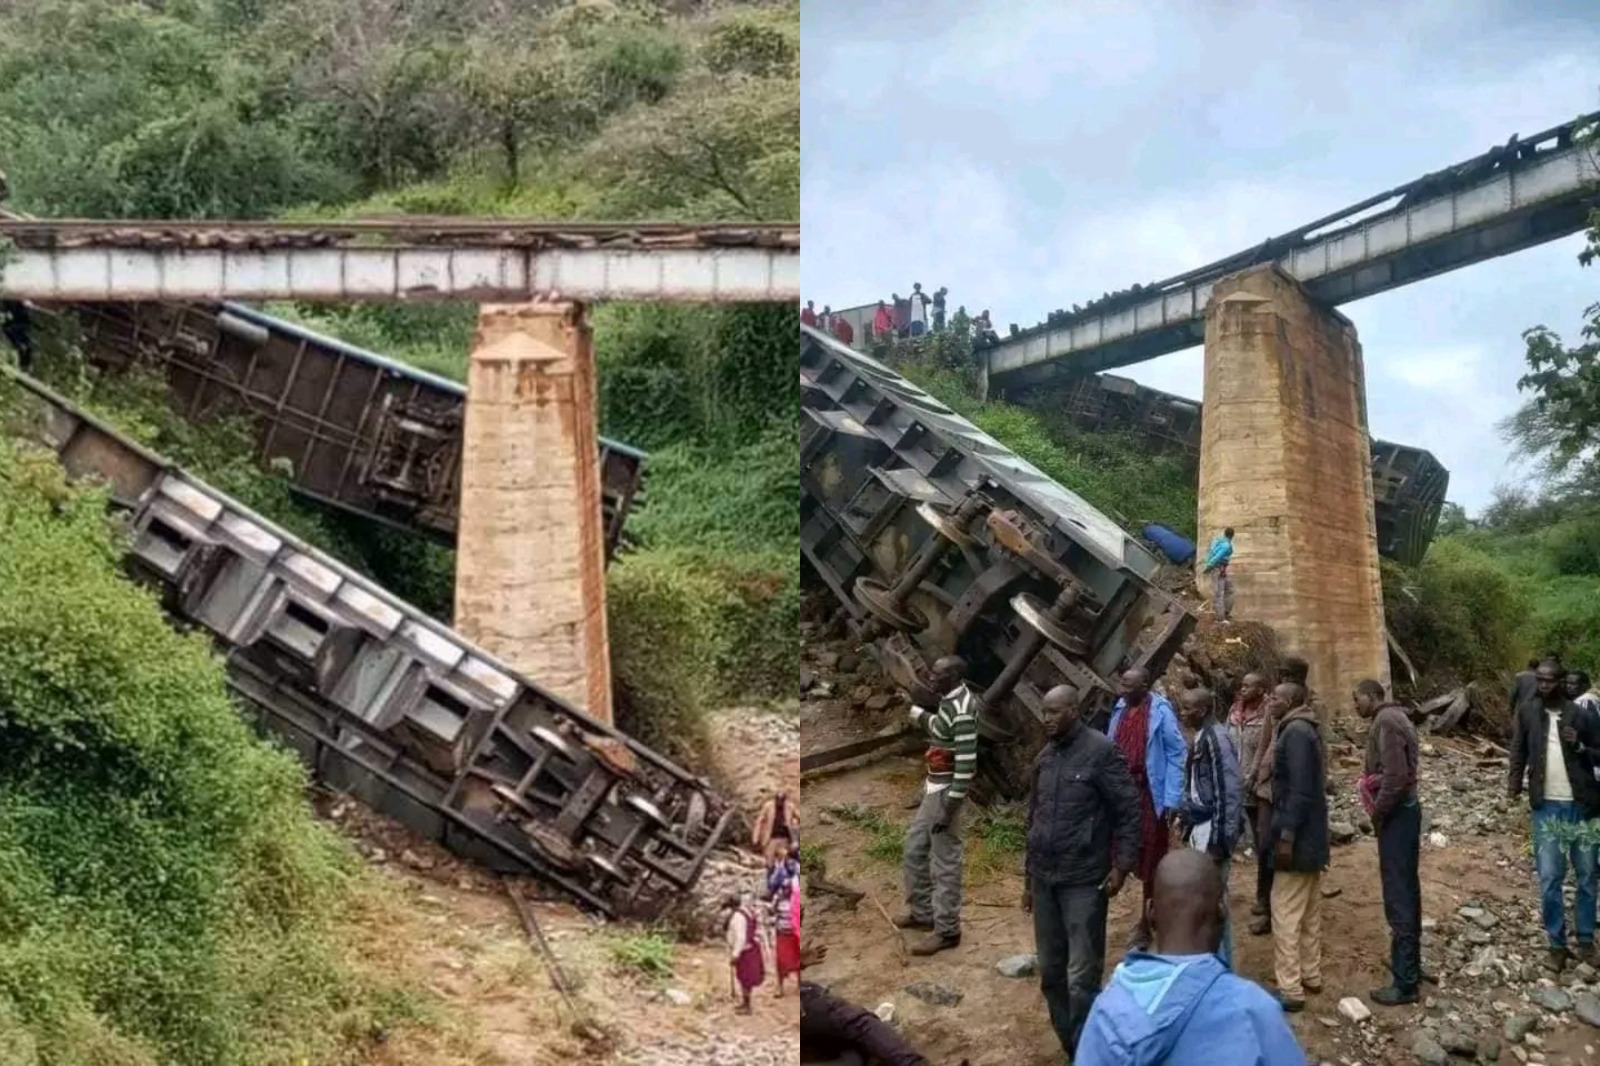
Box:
[607,548,726,762]
[0,434,398,1064]
[1383,540,1530,689]
[1545,516,1600,576]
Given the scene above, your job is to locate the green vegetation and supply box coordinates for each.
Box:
[0,432,416,1064]
[606,931,677,981]
[0,0,795,1059]
[822,802,1026,884]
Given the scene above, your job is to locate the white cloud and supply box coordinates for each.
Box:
[802,0,1600,512]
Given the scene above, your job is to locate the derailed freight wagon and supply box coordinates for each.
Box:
[800,325,1196,796]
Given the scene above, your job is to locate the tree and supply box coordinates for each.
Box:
[1514,113,1600,497]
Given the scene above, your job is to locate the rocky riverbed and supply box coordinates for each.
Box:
[799,616,1600,1065]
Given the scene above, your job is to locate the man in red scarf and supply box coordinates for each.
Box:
[1106,666,1188,950]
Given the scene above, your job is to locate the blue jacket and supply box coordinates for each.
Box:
[1107,691,1187,818]
[1202,534,1232,573]
[1177,722,1245,859]
[1077,953,1306,1066]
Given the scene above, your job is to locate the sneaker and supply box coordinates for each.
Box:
[909,932,960,956]
[1275,991,1305,1012]
[1545,946,1568,973]
[1371,984,1419,1006]
[893,913,934,931]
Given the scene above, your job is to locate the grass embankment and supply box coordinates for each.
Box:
[0,425,426,1064]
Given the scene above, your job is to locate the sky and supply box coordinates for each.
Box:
[800,0,1600,514]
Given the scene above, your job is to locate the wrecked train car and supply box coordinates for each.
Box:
[35,299,645,560]
[2,368,728,918]
[800,326,1196,796]
[998,370,1450,567]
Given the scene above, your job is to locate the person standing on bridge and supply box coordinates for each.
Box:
[932,286,948,332]
[907,283,930,337]
[802,299,818,328]
[895,655,979,956]
[831,312,854,346]
[1024,683,1141,1058]
[872,300,893,341]
[1354,679,1423,1006]
[1107,666,1187,951]
[1508,658,1600,972]
[1201,527,1234,622]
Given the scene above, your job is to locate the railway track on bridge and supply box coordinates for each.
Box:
[0,365,731,918]
[0,217,799,251]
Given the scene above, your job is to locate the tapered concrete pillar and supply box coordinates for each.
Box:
[1197,265,1388,705]
[455,301,612,723]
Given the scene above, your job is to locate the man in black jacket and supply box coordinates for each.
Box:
[1023,683,1142,1058]
[1268,682,1329,1012]
[1355,679,1422,1006]
[1508,658,1600,971]
[1174,686,1244,969]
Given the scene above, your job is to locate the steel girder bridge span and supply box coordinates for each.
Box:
[981,111,1600,389]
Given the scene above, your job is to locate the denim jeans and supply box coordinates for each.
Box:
[1531,802,1598,948]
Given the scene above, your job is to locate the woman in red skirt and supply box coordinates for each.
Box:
[773,868,801,995]
[724,894,765,1014]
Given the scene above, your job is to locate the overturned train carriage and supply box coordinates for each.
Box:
[43,300,645,559]
[799,326,1196,796]
[999,371,1451,567]
[2,369,728,918]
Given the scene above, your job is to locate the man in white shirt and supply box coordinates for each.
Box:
[1509,659,1600,972]
[907,283,930,337]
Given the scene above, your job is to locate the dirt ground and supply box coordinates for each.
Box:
[320,705,801,1066]
[802,751,1598,1065]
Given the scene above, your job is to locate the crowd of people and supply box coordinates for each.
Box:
[801,285,1000,347]
[885,646,1600,1063]
[725,792,803,1013]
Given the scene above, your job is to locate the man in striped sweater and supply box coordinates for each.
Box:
[896,655,980,956]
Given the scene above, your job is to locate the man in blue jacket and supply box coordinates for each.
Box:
[1107,667,1188,951]
[1175,687,1245,969]
[1076,849,1307,1066]
[1201,526,1234,621]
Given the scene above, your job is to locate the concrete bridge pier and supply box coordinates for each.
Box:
[454,301,612,723]
[1196,265,1389,705]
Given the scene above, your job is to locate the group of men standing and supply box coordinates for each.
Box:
[802,286,1003,349]
[894,653,1445,1062]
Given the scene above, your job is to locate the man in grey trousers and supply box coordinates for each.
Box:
[895,656,981,956]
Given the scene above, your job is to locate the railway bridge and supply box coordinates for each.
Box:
[0,215,798,909]
[971,111,1599,705]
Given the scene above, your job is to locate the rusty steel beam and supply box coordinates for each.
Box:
[800,325,1197,797]
[0,218,799,303]
[1,366,730,917]
[45,300,645,560]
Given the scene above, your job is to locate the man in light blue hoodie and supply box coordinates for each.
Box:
[1201,526,1234,622]
[1077,850,1306,1066]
